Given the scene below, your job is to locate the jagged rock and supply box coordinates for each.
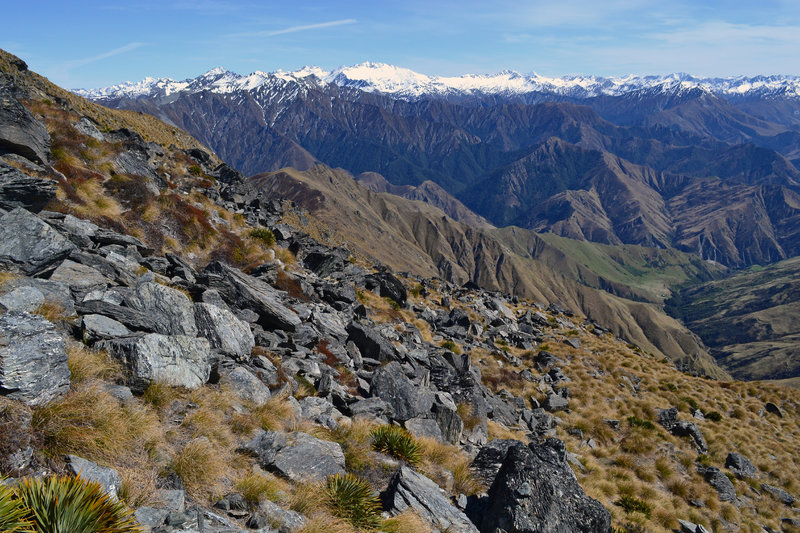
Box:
[1,277,75,317]
[199,261,300,331]
[0,208,76,274]
[366,269,407,305]
[219,366,270,406]
[765,402,783,417]
[127,282,198,337]
[657,407,708,453]
[311,310,348,341]
[255,500,306,533]
[0,286,44,313]
[371,361,434,422]
[0,162,56,212]
[98,333,211,392]
[270,432,346,482]
[67,250,137,288]
[678,520,711,533]
[698,466,737,502]
[104,384,134,404]
[92,228,149,252]
[725,452,757,480]
[543,391,569,412]
[761,483,796,505]
[405,417,444,440]
[564,337,581,349]
[76,299,160,332]
[533,351,565,371]
[49,259,110,300]
[431,392,463,444]
[348,397,395,420]
[194,303,254,359]
[74,117,104,141]
[300,245,349,278]
[382,466,478,533]
[0,312,70,406]
[0,87,50,164]
[480,439,612,533]
[240,431,288,467]
[66,455,122,499]
[346,320,398,362]
[471,439,519,487]
[81,314,131,343]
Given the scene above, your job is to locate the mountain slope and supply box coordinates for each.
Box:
[249,164,726,378]
[80,66,800,268]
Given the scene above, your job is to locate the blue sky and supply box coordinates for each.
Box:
[4,0,800,89]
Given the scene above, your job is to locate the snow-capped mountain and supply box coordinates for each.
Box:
[75,62,800,102]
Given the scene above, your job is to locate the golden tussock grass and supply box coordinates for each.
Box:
[66,343,122,384]
[32,385,160,462]
[236,470,291,507]
[171,437,230,501]
[382,510,434,533]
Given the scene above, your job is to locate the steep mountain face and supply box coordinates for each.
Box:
[81,66,800,269]
[245,164,725,378]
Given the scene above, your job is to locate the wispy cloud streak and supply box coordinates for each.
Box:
[64,42,146,69]
[232,18,356,38]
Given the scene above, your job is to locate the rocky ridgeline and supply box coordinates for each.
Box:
[0,169,621,531]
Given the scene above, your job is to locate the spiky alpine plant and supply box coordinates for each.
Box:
[15,475,142,533]
[325,473,383,531]
[0,479,34,532]
[370,425,422,465]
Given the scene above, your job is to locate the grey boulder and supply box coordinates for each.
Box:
[725,452,757,480]
[0,286,44,313]
[98,333,211,392]
[698,466,737,502]
[0,162,56,212]
[194,302,254,359]
[382,465,478,533]
[81,314,131,343]
[0,87,50,164]
[219,366,270,406]
[270,432,346,482]
[49,259,110,300]
[480,439,611,533]
[127,282,198,337]
[0,208,76,274]
[0,312,70,406]
[199,261,300,331]
[66,455,122,499]
[371,361,434,422]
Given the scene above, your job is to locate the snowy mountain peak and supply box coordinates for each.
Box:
[75,63,800,102]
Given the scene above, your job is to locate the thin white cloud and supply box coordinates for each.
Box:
[232,18,356,38]
[64,42,146,69]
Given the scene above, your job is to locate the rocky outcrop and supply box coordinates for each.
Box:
[0,208,76,274]
[98,333,211,392]
[479,440,612,533]
[199,261,300,331]
[657,407,708,453]
[382,466,479,533]
[0,162,56,212]
[0,86,50,164]
[370,361,434,422]
[194,302,254,359]
[127,282,198,337]
[241,431,345,482]
[0,311,70,406]
[725,452,757,480]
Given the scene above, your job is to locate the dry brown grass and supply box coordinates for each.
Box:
[382,510,434,533]
[236,471,291,507]
[171,437,229,501]
[66,343,122,384]
[32,385,160,461]
[252,393,298,432]
[0,271,19,287]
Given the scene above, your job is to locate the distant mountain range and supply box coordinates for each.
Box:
[77,63,800,272]
[76,62,800,102]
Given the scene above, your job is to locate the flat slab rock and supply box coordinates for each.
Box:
[241,430,345,482]
[382,465,478,533]
[0,208,76,275]
[0,311,70,406]
[98,333,211,392]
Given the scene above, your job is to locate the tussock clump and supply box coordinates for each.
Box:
[171,437,228,501]
[370,425,422,465]
[325,473,382,531]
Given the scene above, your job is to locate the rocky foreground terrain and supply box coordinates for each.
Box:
[1,49,800,533]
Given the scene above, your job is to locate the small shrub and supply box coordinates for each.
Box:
[325,473,382,530]
[705,411,722,422]
[538,343,550,351]
[15,475,141,532]
[370,425,422,465]
[682,397,700,412]
[439,340,461,354]
[626,416,655,430]
[188,165,203,176]
[661,382,678,392]
[249,227,275,246]
[615,495,652,518]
